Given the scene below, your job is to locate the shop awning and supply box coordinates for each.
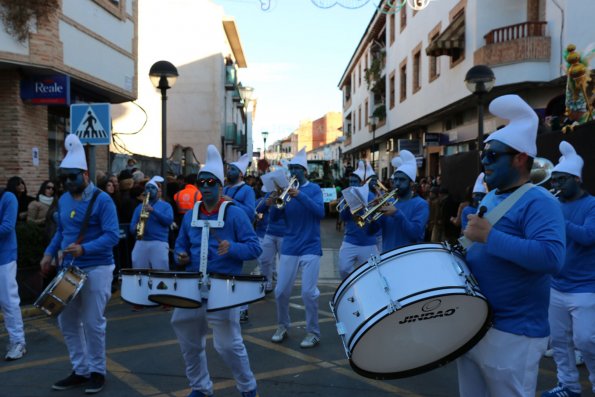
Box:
[425,14,465,57]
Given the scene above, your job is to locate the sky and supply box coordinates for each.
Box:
[212,0,378,150]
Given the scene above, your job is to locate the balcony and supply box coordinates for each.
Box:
[474,21,550,66]
[225,123,237,143]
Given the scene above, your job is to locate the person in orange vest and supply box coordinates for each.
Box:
[173,174,201,226]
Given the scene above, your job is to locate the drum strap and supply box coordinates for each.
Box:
[458,183,535,249]
[76,189,101,245]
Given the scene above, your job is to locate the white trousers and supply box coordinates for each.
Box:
[131,240,169,270]
[275,254,320,336]
[549,288,595,393]
[0,261,25,346]
[170,306,257,395]
[338,241,378,280]
[375,235,383,253]
[58,264,114,376]
[258,234,282,287]
[457,327,547,397]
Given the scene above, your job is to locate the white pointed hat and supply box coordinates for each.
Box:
[472,172,487,193]
[147,175,164,188]
[391,155,403,169]
[396,150,417,181]
[352,160,366,181]
[552,141,583,179]
[289,146,308,170]
[365,161,376,179]
[230,153,250,175]
[485,94,538,157]
[199,145,225,185]
[61,134,87,170]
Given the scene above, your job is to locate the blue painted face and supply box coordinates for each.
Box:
[145,184,158,200]
[550,171,580,201]
[481,141,519,191]
[349,175,362,187]
[368,176,378,190]
[471,192,486,207]
[226,165,241,185]
[197,172,221,206]
[392,171,411,197]
[288,165,307,185]
[60,168,86,195]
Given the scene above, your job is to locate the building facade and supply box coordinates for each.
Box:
[0,0,137,187]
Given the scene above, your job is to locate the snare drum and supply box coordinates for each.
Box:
[206,273,266,312]
[120,268,159,307]
[147,271,202,308]
[330,243,491,379]
[34,267,87,316]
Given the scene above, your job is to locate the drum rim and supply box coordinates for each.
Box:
[121,268,152,275]
[206,295,266,312]
[148,294,202,308]
[346,293,492,380]
[332,243,466,307]
[120,296,159,307]
[148,271,203,278]
[208,272,267,282]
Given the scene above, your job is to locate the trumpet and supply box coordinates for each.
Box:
[373,180,389,195]
[336,197,348,212]
[530,157,555,186]
[275,176,300,209]
[355,188,399,227]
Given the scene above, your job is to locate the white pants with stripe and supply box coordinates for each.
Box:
[0,261,25,346]
[58,264,114,376]
[457,327,547,397]
[258,234,282,288]
[549,288,595,393]
[275,254,321,337]
[338,241,378,280]
[171,306,257,395]
[131,240,169,270]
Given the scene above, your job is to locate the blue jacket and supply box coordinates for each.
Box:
[0,191,18,265]
[224,183,256,222]
[130,199,174,242]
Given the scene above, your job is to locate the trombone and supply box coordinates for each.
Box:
[275,176,300,209]
[354,188,399,227]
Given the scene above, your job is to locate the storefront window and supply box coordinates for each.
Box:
[48,107,69,180]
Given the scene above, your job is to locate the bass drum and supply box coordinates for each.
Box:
[330,243,491,379]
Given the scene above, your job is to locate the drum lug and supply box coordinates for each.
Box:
[231,278,235,292]
[353,310,360,317]
[148,279,153,290]
[347,296,355,303]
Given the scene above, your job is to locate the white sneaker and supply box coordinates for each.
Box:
[5,342,26,361]
[300,333,320,349]
[271,326,287,343]
[575,350,584,366]
[544,348,554,357]
[265,281,273,293]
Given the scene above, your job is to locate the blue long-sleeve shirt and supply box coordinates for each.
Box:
[0,191,18,265]
[466,186,566,337]
[224,183,256,222]
[129,199,174,242]
[369,195,429,252]
[460,204,477,232]
[270,181,324,256]
[254,196,269,239]
[174,203,262,275]
[340,191,377,246]
[552,193,595,293]
[45,184,120,268]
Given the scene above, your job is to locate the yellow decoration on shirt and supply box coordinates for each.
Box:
[70,210,76,218]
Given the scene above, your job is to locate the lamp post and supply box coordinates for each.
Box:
[465,65,495,152]
[262,131,268,160]
[238,85,254,155]
[149,60,178,197]
[368,115,379,174]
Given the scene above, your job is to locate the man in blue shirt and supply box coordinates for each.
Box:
[40,134,120,394]
[459,95,566,397]
[172,145,261,397]
[542,141,595,397]
[269,147,325,349]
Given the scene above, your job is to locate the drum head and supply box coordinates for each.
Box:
[208,273,267,282]
[350,294,491,379]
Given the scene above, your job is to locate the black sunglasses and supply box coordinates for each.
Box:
[60,171,83,181]
[197,178,219,187]
[46,185,55,190]
[550,175,573,184]
[480,149,518,164]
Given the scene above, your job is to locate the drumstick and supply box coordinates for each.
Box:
[478,206,487,218]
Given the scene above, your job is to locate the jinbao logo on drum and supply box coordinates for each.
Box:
[398,299,457,324]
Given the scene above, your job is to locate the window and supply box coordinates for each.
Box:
[365,99,369,126]
[400,6,407,32]
[413,50,421,92]
[358,62,362,87]
[400,62,407,102]
[358,106,362,131]
[389,72,395,109]
[352,72,355,93]
[389,13,395,44]
[94,0,126,19]
[429,33,440,81]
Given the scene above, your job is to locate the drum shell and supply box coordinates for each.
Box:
[206,273,266,312]
[147,271,203,308]
[120,268,159,307]
[331,243,491,379]
[34,267,87,316]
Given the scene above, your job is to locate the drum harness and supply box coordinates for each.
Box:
[190,200,232,299]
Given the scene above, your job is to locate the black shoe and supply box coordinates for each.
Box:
[239,309,249,323]
[52,372,90,390]
[84,372,105,394]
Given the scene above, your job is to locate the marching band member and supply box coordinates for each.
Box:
[40,134,120,394]
[269,147,325,348]
[458,95,566,397]
[365,161,384,252]
[460,172,487,232]
[369,150,429,252]
[338,161,377,279]
[223,153,256,323]
[172,145,261,397]
[542,142,595,397]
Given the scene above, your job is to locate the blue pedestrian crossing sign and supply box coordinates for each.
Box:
[70,103,111,145]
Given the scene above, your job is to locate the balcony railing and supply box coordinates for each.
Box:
[484,21,547,45]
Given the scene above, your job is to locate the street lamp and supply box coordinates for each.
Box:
[238,85,254,154]
[149,60,178,197]
[262,131,268,160]
[368,114,379,174]
[465,65,495,151]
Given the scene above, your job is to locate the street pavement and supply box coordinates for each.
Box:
[1,217,592,397]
